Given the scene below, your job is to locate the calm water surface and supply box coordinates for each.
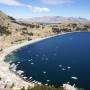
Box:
[5,32,90,90]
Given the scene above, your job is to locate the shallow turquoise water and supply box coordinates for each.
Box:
[5,32,90,90]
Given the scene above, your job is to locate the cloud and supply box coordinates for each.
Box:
[27,5,50,13]
[42,0,72,5]
[0,0,50,13]
[0,0,23,6]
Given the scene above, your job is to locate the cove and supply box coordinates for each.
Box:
[5,32,90,90]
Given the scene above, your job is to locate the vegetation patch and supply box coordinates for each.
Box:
[0,25,11,36]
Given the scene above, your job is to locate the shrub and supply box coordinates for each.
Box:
[20,86,25,90]
[0,25,11,36]
[22,85,65,90]
[0,77,2,80]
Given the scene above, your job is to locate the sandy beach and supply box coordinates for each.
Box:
[0,32,78,90]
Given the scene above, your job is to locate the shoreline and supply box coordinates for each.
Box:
[0,31,82,90]
[0,32,66,90]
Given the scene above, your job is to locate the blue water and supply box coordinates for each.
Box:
[5,32,90,90]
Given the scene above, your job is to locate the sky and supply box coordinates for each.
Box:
[0,0,90,19]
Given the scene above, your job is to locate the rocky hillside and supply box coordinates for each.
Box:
[0,11,15,25]
[0,11,90,49]
[0,11,55,49]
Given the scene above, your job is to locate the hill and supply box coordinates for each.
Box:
[0,11,90,49]
[18,16,90,24]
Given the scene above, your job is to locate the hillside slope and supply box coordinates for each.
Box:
[0,11,90,49]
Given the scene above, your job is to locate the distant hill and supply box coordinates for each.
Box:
[18,16,90,24]
[0,10,89,25]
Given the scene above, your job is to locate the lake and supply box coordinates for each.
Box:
[5,32,90,90]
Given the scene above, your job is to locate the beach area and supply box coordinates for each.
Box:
[0,32,78,90]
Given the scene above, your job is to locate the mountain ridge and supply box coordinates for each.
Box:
[0,10,89,24]
[18,16,90,24]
